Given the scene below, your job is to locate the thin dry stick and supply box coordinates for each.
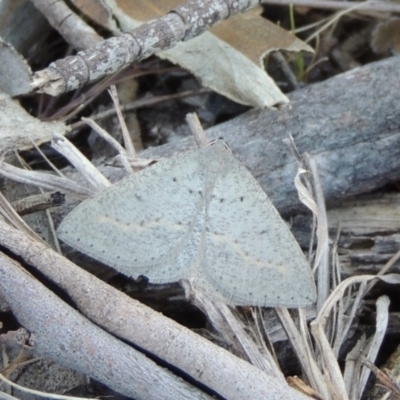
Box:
[31,0,261,96]
[11,192,64,216]
[275,307,329,399]
[364,249,400,295]
[51,135,112,191]
[0,192,43,243]
[186,113,210,149]
[0,162,93,197]
[29,140,67,178]
[81,117,134,174]
[361,357,400,400]
[108,85,137,159]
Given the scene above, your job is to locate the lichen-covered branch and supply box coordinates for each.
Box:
[31,0,261,96]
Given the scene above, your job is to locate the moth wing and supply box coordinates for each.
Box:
[57,149,205,283]
[201,147,316,307]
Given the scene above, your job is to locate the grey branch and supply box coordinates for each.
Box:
[31,0,261,96]
[0,219,309,400]
[30,0,103,50]
[0,250,212,400]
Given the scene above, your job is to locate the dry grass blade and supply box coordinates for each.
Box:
[289,144,396,399]
[275,307,329,398]
[108,85,137,159]
[304,154,330,311]
[311,275,400,399]
[0,161,93,197]
[51,134,112,190]
[332,282,366,357]
[294,168,318,215]
[361,359,400,400]
[182,279,286,381]
[304,2,370,43]
[81,117,134,174]
[344,334,367,399]
[357,296,390,399]
[310,320,349,399]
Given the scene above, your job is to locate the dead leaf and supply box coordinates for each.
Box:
[0,92,66,153]
[80,0,313,108]
[69,0,119,32]
[372,17,400,54]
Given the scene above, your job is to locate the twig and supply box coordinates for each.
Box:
[0,219,310,400]
[11,192,65,216]
[31,0,261,95]
[361,358,400,400]
[0,162,93,197]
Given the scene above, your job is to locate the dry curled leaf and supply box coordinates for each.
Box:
[70,0,119,32]
[371,17,400,55]
[89,0,313,108]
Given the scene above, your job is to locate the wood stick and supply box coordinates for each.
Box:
[0,251,211,400]
[133,55,400,217]
[0,219,309,400]
[31,0,261,95]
